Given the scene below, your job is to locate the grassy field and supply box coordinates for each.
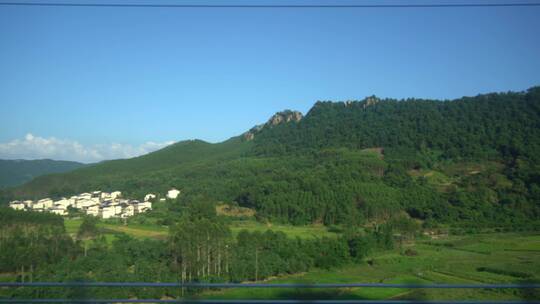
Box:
[100,223,168,239]
[64,218,337,241]
[64,218,83,235]
[64,218,168,243]
[229,220,338,239]
[62,218,539,300]
[202,232,540,301]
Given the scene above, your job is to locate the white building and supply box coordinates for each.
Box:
[37,198,53,209]
[79,193,92,200]
[113,204,123,215]
[54,198,71,208]
[77,199,95,209]
[32,202,44,209]
[111,191,122,199]
[67,197,77,206]
[136,201,152,213]
[23,200,34,208]
[166,188,180,199]
[144,193,156,201]
[50,208,66,216]
[33,199,52,210]
[9,201,25,210]
[86,205,99,216]
[53,203,67,210]
[100,206,116,219]
[100,192,112,200]
[122,205,135,217]
[8,189,149,219]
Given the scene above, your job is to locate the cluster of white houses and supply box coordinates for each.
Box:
[8,188,181,219]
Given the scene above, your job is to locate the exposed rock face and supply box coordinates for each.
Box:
[267,110,303,126]
[243,132,255,141]
[363,96,380,109]
[243,110,303,141]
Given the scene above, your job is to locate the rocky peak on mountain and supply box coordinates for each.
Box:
[267,110,303,126]
[243,110,303,141]
[363,96,380,109]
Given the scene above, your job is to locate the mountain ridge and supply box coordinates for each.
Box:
[2,86,539,228]
[0,159,86,189]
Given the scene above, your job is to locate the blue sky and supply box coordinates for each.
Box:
[1,1,540,162]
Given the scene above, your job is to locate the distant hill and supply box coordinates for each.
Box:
[3,137,252,200]
[2,86,539,229]
[0,159,85,189]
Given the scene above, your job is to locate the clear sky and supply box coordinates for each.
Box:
[1,0,540,162]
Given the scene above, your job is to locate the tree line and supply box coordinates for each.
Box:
[0,205,403,300]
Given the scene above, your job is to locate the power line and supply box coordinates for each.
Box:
[1,1,540,8]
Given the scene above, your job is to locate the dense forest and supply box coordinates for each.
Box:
[1,87,540,230]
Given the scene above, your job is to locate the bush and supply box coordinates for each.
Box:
[476,267,532,278]
[403,248,418,256]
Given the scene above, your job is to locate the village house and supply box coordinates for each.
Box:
[86,205,100,217]
[50,208,66,216]
[121,205,135,217]
[8,188,162,219]
[53,203,67,210]
[79,193,92,200]
[166,188,180,199]
[54,198,72,208]
[9,201,25,210]
[37,198,53,209]
[144,193,156,201]
[100,192,112,200]
[136,201,152,213]
[77,199,95,209]
[100,205,116,219]
[23,200,34,208]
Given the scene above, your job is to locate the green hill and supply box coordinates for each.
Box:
[2,86,539,229]
[4,136,252,200]
[0,159,85,189]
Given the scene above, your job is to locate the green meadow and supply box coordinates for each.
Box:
[62,218,540,301]
[64,218,337,241]
[202,233,540,301]
[64,218,168,243]
[229,220,338,239]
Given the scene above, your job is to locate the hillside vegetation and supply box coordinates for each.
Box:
[0,159,85,189]
[2,87,540,229]
[2,87,540,302]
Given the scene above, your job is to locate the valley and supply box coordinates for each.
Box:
[1,87,539,302]
[2,2,539,302]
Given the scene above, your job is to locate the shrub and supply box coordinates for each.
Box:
[476,267,532,278]
[403,248,418,256]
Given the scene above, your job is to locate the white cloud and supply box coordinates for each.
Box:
[0,133,175,163]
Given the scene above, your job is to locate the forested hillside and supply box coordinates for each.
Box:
[2,137,252,200]
[0,159,85,189]
[253,88,540,162]
[2,87,540,229]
